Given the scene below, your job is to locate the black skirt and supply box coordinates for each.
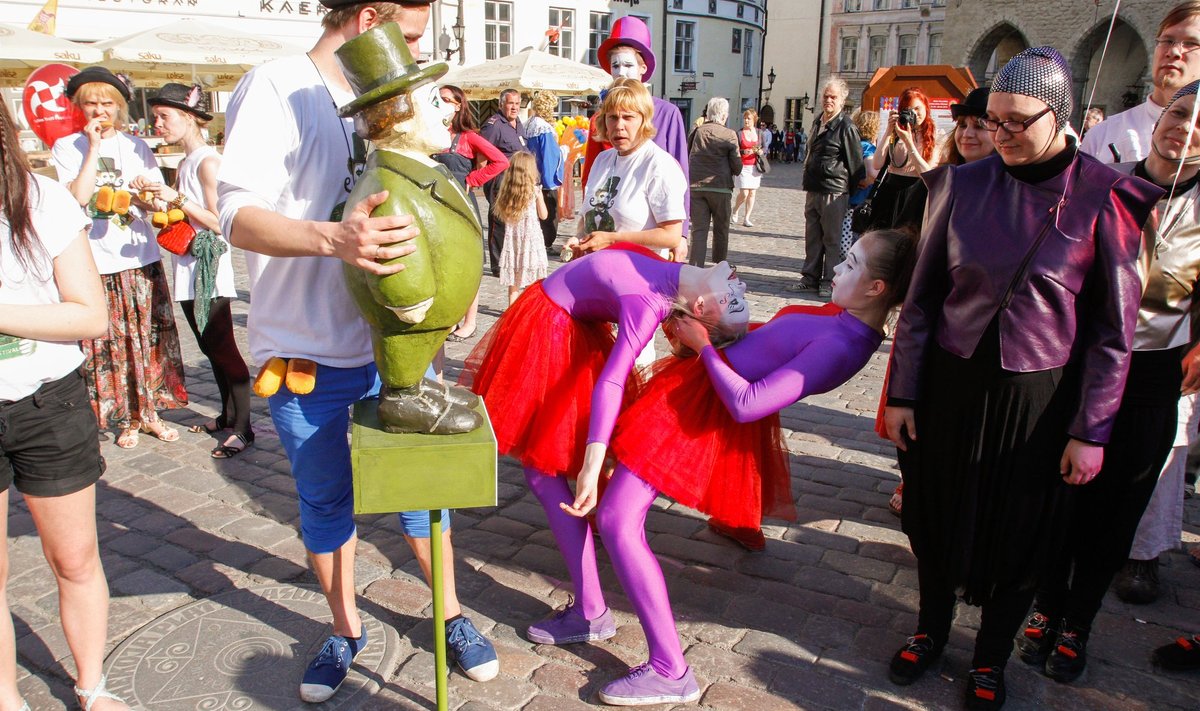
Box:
[898,320,1075,606]
[867,173,919,232]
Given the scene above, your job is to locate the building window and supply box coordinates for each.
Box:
[898,34,916,65]
[845,0,861,10]
[672,0,683,8]
[737,3,745,18]
[587,12,611,66]
[732,28,742,53]
[841,36,858,72]
[869,34,887,71]
[928,32,942,64]
[874,0,888,9]
[675,21,696,72]
[709,0,717,13]
[743,29,754,76]
[548,7,574,59]
[902,0,917,7]
[484,1,512,60]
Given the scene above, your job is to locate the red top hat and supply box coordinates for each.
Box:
[598,16,656,83]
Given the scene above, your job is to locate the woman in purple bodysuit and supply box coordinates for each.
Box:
[583,229,917,705]
[459,246,749,650]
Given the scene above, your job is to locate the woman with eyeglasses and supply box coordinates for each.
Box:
[881,47,1162,710]
[1014,79,1200,686]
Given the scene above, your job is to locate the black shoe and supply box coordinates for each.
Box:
[378,384,484,435]
[965,667,1006,710]
[785,278,820,293]
[1015,611,1058,666]
[1114,557,1160,604]
[1152,634,1200,671]
[889,633,943,686]
[1044,627,1088,683]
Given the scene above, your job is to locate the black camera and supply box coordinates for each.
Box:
[897,108,917,129]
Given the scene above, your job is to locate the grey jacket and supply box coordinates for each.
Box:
[688,121,742,190]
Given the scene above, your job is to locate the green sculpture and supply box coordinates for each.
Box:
[336,24,484,434]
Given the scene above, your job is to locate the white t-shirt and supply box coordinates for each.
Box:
[582,141,688,236]
[1080,99,1162,164]
[173,145,236,301]
[0,174,90,401]
[51,131,163,275]
[217,55,373,367]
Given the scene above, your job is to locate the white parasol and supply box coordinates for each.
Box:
[441,48,612,99]
[0,23,103,86]
[93,18,303,90]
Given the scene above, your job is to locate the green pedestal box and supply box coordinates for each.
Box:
[350,398,497,514]
[350,397,496,711]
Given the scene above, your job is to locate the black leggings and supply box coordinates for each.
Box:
[180,298,252,440]
[916,556,1036,669]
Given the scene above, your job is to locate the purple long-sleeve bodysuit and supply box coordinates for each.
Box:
[540,249,681,446]
[700,310,884,421]
[597,309,884,680]
[524,248,681,623]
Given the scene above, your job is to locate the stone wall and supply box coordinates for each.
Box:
[942,0,1176,121]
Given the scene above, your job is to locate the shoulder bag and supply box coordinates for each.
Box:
[850,149,891,234]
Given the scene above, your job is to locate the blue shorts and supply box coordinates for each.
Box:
[268,362,450,554]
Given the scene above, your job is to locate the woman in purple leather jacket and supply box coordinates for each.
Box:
[880,47,1163,710]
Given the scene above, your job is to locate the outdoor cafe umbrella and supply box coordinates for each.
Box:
[0,23,103,86]
[93,18,303,90]
[441,48,612,99]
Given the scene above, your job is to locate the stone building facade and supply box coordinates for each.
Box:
[827,0,948,108]
[942,0,1177,123]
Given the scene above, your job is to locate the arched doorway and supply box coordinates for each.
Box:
[1073,18,1148,125]
[967,23,1029,85]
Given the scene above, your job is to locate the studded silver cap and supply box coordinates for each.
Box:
[991,46,1073,131]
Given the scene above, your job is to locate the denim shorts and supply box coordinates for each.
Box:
[268,362,450,554]
[0,369,104,497]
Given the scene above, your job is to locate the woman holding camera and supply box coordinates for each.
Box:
[867,87,938,231]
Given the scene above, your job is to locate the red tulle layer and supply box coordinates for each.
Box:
[459,282,640,477]
[610,354,796,530]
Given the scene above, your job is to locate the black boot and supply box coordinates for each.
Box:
[378,384,483,435]
[1015,610,1058,667]
[1114,557,1160,604]
[1044,625,1088,683]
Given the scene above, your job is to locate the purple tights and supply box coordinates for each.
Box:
[524,465,688,679]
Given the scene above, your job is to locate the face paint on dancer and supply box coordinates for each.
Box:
[696,261,750,335]
[831,239,886,309]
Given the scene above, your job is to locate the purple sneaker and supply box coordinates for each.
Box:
[526,602,616,645]
[599,663,701,706]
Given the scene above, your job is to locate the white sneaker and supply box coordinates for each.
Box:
[730,214,739,225]
[744,218,754,227]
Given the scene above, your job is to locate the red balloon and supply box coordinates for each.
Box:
[23,63,85,148]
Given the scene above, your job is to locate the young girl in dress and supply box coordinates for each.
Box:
[577,230,917,706]
[494,151,549,305]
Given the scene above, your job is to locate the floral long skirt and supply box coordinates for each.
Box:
[82,261,188,429]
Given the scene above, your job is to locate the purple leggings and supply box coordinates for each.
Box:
[524,464,688,679]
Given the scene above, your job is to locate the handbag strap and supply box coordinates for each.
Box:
[867,148,892,193]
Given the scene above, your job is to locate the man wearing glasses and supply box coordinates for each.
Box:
[1081,1,1200,164]
[1080,0,1200,608]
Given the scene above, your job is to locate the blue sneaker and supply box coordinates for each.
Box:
[446,616,499,681]
[299,625,367,703]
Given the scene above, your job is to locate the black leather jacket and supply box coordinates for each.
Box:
[802,112,864,195]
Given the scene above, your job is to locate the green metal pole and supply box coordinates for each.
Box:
[430,509,448,711]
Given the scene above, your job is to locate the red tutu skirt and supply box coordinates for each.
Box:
[459,282,641,477]
[610,353,795,530]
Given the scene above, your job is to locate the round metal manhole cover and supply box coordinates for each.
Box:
[104,586,399,710]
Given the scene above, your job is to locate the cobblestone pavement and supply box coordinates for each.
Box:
[12,161,1199,710]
